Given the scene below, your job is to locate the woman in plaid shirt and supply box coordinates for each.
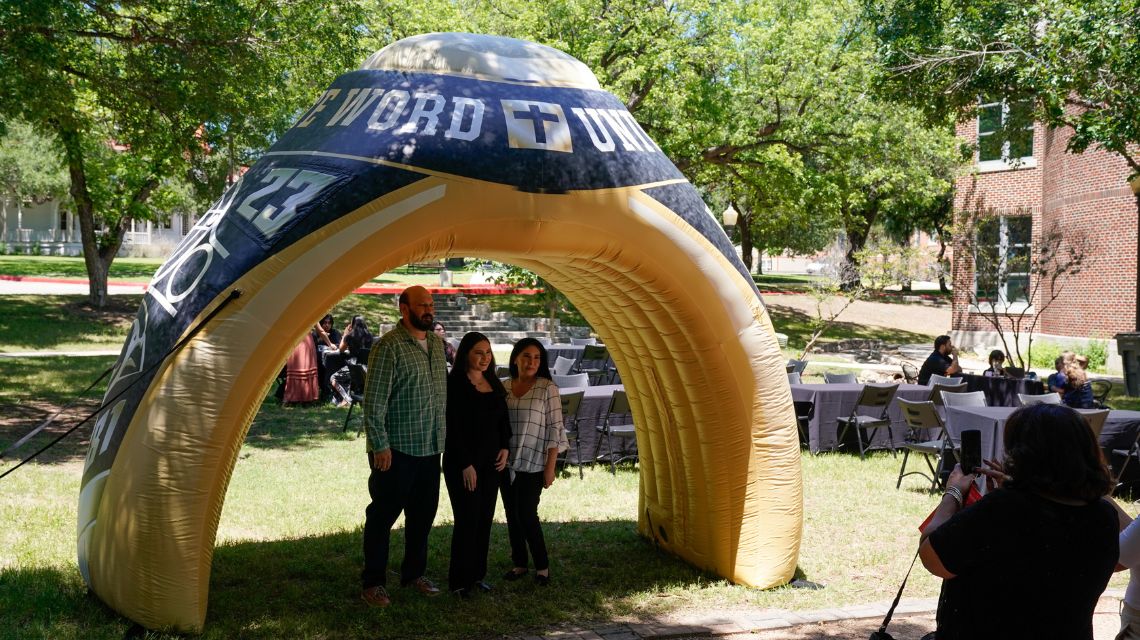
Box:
[500,338,569,586]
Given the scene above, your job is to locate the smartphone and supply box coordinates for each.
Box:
[960,429,982,475]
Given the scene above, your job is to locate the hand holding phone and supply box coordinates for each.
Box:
[960,429,982,475]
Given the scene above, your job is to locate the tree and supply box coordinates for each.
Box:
[488,263,577,340]
[868,0,1140,326]
[0,1,364,306]
[955,207,1089,370]
[0,120,70,244]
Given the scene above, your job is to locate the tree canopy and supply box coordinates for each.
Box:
[0,0,968,299]
[0,0,365,305]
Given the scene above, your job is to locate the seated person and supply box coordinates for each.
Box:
[329,316,376,406]
[917,335,962,385]
[434,322,457,366]
[340,315,375,362]
[1047,356,1068,394]
[982,350,1007,377]
[312,313,343,402]
[1062,363,1095,409]
[1075,353,1090,371]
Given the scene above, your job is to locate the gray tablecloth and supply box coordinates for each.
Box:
[790,383,936,453]
[958,373,1045,407]
[945,406,1140,462]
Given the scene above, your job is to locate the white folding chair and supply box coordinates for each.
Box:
[928,373,960,387]
[940,390,987,408]
[552,355,575,376]
[552,373,589,389]
[570,337,597,346]
[1082,409,1110,441]
[824,371,858,384]
[929,382,967,408]
[1019,392,1062,406]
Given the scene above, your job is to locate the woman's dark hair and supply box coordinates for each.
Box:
[343,315,373,360]
[508,337,552,380]
[1002,404,1113,502]
[449,332,506,395]
[347,315,371,339]
[432,321,446,332]
[988,349,1005,365]
[320,313,334,326]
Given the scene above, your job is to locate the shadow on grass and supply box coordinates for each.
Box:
[2,521,721,640]
[0,296,138,351]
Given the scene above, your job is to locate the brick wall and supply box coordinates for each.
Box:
[951,116,1138,342]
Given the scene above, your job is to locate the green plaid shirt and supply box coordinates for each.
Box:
[363,323,447,455]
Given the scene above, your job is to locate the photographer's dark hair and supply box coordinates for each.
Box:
[1002,404,1113,502]
[449,331,506,396]
[508,337,552,380]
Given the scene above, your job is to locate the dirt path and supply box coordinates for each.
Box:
[765,294,952,340]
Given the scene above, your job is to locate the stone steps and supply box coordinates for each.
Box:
[426,294,590,344]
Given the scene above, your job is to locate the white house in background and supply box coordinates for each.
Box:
[0,195,195,257]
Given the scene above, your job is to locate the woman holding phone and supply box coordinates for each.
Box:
[917,404,1118,640]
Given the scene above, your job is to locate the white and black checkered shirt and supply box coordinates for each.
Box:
[505,378,568,473]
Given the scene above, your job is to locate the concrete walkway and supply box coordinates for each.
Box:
[514,589,1127,639]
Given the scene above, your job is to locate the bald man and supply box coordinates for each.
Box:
[360,285,447,607]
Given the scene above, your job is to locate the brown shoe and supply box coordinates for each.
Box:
[406,576,441,597]
[361,585,391,608]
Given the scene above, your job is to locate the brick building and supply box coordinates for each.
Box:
[950,102,1138,371]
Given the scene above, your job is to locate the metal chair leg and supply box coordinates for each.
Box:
[342,401,355,433]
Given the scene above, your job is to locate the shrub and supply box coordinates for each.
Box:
[1085,339,1108,372]
[1029,340,1107,372]
[1029,342,1063,370]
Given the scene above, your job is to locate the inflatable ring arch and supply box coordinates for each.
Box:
[77,33,802,631]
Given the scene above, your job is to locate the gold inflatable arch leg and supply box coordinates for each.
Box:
[81,177,802,631]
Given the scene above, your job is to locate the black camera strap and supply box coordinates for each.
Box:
[869,549,921,640]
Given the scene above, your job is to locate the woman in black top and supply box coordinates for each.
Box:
[919,404,1120,640]
[339,315,374,362]
[444,331,511,597]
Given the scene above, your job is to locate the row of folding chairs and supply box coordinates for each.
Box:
[559,389,637,477]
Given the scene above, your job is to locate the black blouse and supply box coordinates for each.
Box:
[444,375,511,471]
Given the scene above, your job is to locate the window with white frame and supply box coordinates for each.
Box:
[974,216,1032,306]
[977,98,1034,168]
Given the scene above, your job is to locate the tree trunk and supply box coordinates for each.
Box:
[842,227,867,291]
[841,201,879,291]
[937,233,950,294]
[58,125,117,308]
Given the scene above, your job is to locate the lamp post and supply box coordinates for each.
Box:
[722,204,738,230]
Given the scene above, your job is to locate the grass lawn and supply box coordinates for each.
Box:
[0,255,482,286]
[3,352,1140,638]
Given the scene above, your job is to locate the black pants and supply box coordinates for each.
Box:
[361,450,440,588]
[443,461,500,591]
[499,470,548,571]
